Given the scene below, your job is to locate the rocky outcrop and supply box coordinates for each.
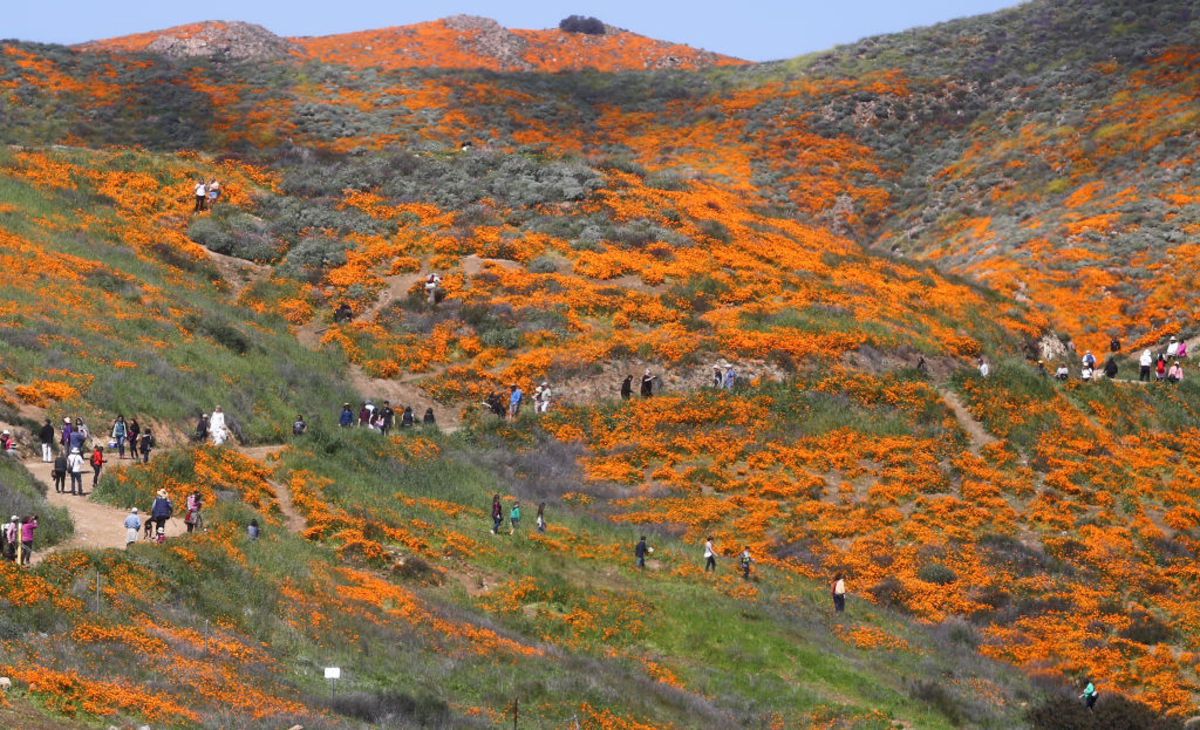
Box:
[82,21,298,61]
[442,15,532,71]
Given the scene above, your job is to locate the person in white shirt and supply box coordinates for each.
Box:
[978,358,990,378]
[1167,336,1180,358]
[193,180,208,213]
[1081,365,1094,382]
[1055,364,1069,380]
[1140,349,1154,381]
[66,448,85,495]
[537,382,551,414]
[703,537,716,572]
[209,406,228,446]
[832,573,847,612]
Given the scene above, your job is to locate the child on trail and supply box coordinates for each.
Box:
[740,547,754,580]
[67,448,84,495]
[1080,679,1098,710]
[536,502,546,534]
[90,446,105,489]
[52,451,67,493]
[124,508,141,548]
[509,501,521,535]
[704,536,716,572]
[185,491,202,533]
[832,573,847,612]
[635,536,649,569]
[491,494,503,535]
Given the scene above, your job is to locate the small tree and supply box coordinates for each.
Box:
[559,15,606,35]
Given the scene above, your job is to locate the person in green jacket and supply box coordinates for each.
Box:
[509,502,521,535]
[1080,679,1097,710]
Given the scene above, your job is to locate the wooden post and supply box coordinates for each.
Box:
[512,697,518,730]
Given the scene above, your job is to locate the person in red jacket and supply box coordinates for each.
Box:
[90,446,106,489]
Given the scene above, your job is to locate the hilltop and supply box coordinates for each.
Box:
[1,0,1200,727]
[78,15,746,71]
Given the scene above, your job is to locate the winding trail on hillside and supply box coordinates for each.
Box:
[938,388,997,455]
[21,444,305,565]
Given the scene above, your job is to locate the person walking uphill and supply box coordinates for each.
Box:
[1080,679,1098,710]
[490,494,503,535]
[635,535,649,569]
[90,446,105,489]
[704,536,716,572]
[509,501,521,535]
[111,415,128,458]
[151,489,172,537]
[66,448,85,495]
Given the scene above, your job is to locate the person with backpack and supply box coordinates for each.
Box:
[292,415,308,436]
[151,489,172,536]
[139,429,155,463]
[739,547,754,580]
[111,415,128,459]
[69,418,88,453]
[90,446,105,489]
[1080,679,1098,710]
[38,418,55,462]
[490,494,503,535]
[51,451,67,493]
[401,406,415,428]
[635,536,649,569]
[832,573,847,612]
[1081,350,1096,369]
[422,408,437,429]
[66,448,85,495]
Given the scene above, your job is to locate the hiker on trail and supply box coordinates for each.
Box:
[977,358,990,378]
[508,384,523,420]
[70,418,89,453]
[1082,350,1096,369]
[509,501,521,535]
[1103,356,1118,380]
[358,402,371,427]
[537,382,551,414]
[193,180,208,212]
[67,448,85,495]
[832,573,847,613]
[422,408,437,428]
[1081,364,1094,382]
[620,375,633,400]
[248,518,260,540]
[424,273,441,305]
[1140,349,1154,381]
[401,406,415,428]
[1,431,15,457]
[90,446,105,489]
[1179,339,1189,359]
[379,401,395,436]
[723,368,737,389]
[536,502,546,534]
[740,546,754,580]
[1080,679,1098,710]
[124,508,141,548]
[18,515,37,565]
[151,489,172,536]
[1110,336,1121,353]
[635,536,649,569]
[51,451,67,493]
[339,403,354,428]
[38,418,54,462]
[916,356,928,377]
[334,302,353,323]
[3,517,18,561]
[1167,336,1180,358]
[292,414,307,436]
[185,491,202,533]
[1168,361,1184,383]
[207,178,220,206]
[193,413,209,443]
[60,417,73,452]
[713,365,723,388]
[209,406,228,446]
[138,429,155,463]
[1036,360,1048,378]
[111,415,128,458]
[640,370,656,397]
[127,419,140,453]
[1055,363,1069,381]
[704,536,716,572]
[491,494,503,535]
[1156,354,1167,381]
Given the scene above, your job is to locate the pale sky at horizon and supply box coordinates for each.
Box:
[4,0,1026,63]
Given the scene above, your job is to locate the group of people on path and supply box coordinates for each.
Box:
[192,178,221,213]
[1136,334,1188,383]
[620,370,657,399]
[2,515,37,565]
[338,400,436,434]
[192,407,230,446]
[490,494,546,536]
[711,362,738,390]
[484,383,553,421]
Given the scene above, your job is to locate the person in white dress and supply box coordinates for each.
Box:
[209,406,228,446]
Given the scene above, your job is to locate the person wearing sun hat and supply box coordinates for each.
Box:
[150,489,173,537]
[60,417,73,452]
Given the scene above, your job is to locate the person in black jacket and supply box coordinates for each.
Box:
[620,375,633,400]
[635,536,648,569]
[52,451,67,493]
[38,418,55,462]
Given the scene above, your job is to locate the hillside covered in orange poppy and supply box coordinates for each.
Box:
[1,0,1199,727]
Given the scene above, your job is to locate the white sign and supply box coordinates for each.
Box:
[324,667,341,679]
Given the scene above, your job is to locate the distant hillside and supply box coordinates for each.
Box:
[78,15,746,72]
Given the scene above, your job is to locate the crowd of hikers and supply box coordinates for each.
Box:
[1024,334,1190,383]
[337,400,437,433]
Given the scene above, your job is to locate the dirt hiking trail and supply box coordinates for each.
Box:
[938,388,998,455]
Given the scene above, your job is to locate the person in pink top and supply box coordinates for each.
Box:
[1167,361,1184,383]
[19,515,37,565]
